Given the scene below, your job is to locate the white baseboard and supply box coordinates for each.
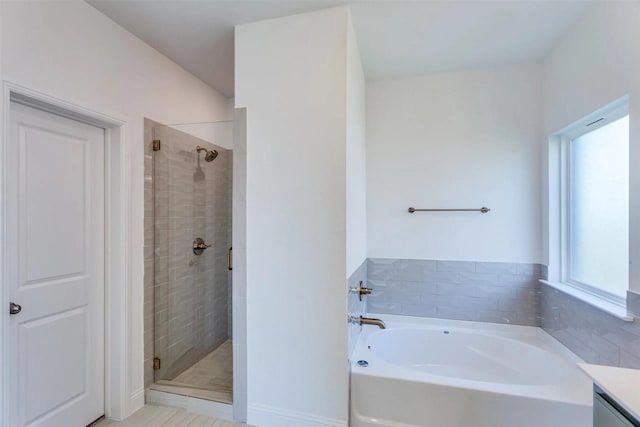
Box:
[248,404,347,427]
[145,389,234,421]
[129,388,145,416]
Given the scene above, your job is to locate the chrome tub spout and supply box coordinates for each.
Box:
[360,316,386,329]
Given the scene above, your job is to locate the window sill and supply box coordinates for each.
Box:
[539,280,634,322]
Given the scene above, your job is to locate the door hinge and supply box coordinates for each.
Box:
[153,357,161,370]
[152,139,161,151]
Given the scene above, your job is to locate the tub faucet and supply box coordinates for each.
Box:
[359,316,386,329]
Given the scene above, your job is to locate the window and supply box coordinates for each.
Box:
[560,107,629,304]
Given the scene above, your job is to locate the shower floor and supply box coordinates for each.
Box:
[150,340,233,404]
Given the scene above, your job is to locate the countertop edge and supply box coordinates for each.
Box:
[579,363,640,422]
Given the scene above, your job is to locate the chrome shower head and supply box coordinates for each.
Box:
[196,145,219,162]
[204,149,218,162]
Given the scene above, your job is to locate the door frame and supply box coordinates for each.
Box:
[0,81,130,425]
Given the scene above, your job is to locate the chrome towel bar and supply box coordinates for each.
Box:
[408,207,490,214]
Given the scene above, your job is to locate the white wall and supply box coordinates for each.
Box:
[346,12,367,277]
[541,1,640,294]
[170,121,234,149]
[367,63,542,263]
[170,98,235,149]
[0,0,230,419]
[235,7,353,427]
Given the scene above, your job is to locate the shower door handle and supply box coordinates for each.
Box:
[227,246,233,271]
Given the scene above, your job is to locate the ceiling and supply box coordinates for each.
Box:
[88,0,591,97]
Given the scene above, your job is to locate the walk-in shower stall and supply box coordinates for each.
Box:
[144,119,233,405]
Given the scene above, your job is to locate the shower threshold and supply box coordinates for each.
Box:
[150,340,233,404]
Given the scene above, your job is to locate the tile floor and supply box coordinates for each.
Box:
[96,405,247,426]
[150,340,233,403]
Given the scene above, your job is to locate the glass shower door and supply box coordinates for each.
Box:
[151,124,232,401]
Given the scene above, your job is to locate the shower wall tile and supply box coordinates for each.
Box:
[539,283,640,369]
[347,260,367,358]
[367,258,542,326]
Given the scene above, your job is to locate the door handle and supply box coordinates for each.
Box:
[9,302,21,315]
[227,246,233,271]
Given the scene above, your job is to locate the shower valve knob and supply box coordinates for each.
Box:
[193,237,211,255]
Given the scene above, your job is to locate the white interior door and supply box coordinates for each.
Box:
[6,102,105,427]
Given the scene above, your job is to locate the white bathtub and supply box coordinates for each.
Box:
[350,314,593,427]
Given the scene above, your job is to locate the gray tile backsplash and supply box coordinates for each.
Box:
[539,283,640,369]
[347,260,367,358]
[367,258,541,326]
[363,257,640,369]
[367,258,436,281]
